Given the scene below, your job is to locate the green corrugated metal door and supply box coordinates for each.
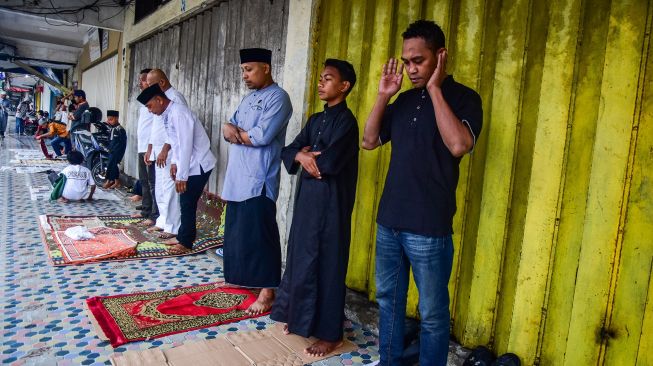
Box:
[307,0,653,364]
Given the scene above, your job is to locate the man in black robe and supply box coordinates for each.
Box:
[271,59,359,357]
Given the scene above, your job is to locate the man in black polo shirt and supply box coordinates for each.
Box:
[362,20,482,366]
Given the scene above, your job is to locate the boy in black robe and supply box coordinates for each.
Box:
[271,59,359,357]
[104,110,127,189]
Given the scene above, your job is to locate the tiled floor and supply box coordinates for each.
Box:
[0,132,379,365]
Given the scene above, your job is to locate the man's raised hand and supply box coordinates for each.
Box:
[427,48,448,91]
[379,58,404,97]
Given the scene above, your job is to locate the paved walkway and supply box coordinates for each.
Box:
[0,127,379,365]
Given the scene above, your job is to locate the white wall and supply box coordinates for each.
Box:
[81,54,118,118]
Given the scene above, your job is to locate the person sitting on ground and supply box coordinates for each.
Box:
[104,110,127,189]
[52,150,96,203]
[271,59,359,357]
[35,112,71,158]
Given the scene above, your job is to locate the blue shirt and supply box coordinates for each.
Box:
[221,83,293,202]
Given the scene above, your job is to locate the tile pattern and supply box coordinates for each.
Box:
[0,135,379,365]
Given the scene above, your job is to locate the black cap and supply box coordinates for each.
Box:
[324,59,357,93]
[137,84,166,105]
[107,110,119,117]
[239,48,272,64]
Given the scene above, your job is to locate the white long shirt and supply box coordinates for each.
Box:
[137,105,154,153]
[162,101,216,181]
[149,87,187,160]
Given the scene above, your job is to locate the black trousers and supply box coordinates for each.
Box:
[138,153,158,220]
[177,168,212,248]
[106,153,122,181]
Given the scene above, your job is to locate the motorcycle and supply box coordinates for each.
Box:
[23,111,38,135]
[70,107,111,186]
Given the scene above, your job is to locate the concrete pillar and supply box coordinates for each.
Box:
[276,0,319,257]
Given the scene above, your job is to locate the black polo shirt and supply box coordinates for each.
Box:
[377,75,482,237]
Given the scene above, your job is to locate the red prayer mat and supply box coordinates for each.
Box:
[87,283,265,347]
[54,227,138,263]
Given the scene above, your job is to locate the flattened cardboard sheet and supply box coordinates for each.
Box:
[111,323,360,365]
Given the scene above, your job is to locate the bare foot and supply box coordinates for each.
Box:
[130,213,144,218]
[102,182,112,189]
[137,219,156,227]
[158,232,176,239]
[166,243,191,254]
[57,197,69,203]
[129,195,142,202]
[246,288,275,316]
[146,226,163,233]
[304,339,343,358]
[282,324,290,335]
[110,181,122,189]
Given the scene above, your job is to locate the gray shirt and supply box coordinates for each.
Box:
[221,83,293,202]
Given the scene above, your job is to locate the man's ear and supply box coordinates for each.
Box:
[264,63,271,75]
[340,81,351,94]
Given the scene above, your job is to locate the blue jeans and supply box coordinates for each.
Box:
[375,224,454,366]
[50,136,72,156]
[15,117,24,134]
[0,112,7,135]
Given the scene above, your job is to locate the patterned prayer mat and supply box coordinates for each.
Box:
[86,283,262,347]
[10,158,68,166]
[39,210,225,266]
[7,156,67,174]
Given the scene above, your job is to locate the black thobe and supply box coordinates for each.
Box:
[270,100,359,342]
[106,124,127,180]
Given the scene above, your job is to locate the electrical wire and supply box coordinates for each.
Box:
[3,0,133,26]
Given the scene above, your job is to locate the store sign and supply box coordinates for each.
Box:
[87,28,101,62]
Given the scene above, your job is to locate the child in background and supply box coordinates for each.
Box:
[104,110,127,189]
[53,150,95,203]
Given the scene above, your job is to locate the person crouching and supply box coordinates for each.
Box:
[104,110,127,189]
[35,112,71,158]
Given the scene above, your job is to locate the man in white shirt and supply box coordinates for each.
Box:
[135,68,159,226]
[137,84,216,254]
[144,69,187,239]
